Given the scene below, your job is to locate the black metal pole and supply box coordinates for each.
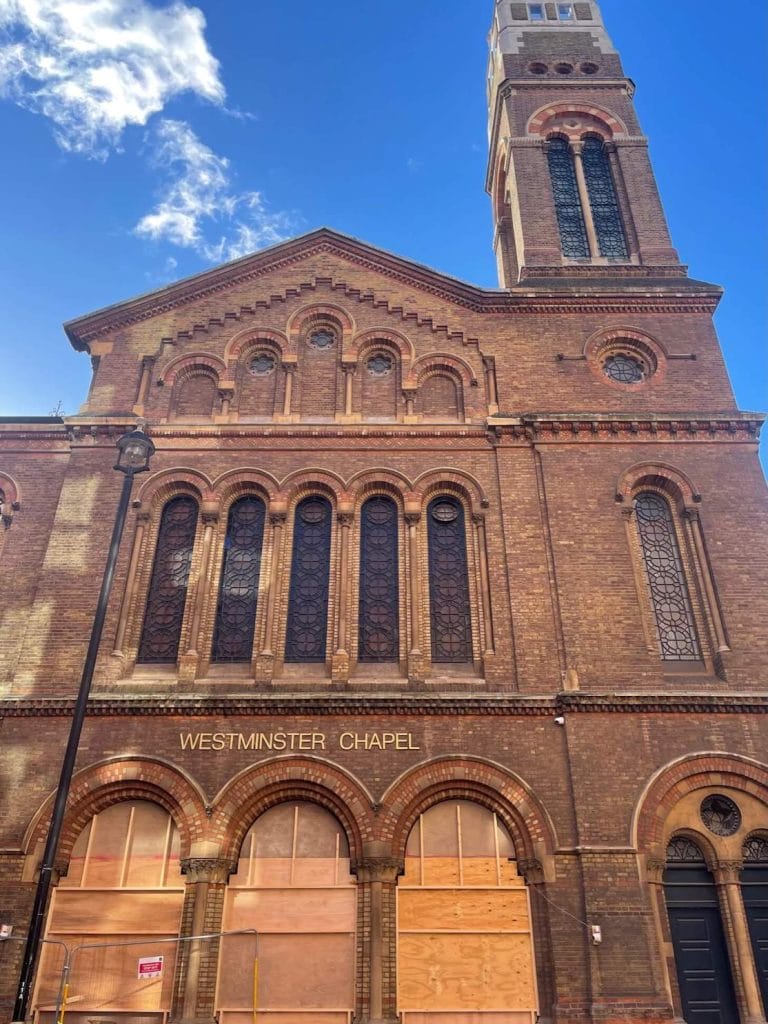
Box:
[13,470,136,1022]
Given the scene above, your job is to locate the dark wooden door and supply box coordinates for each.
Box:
[742,865,768,1013]
[667,906,738,1024]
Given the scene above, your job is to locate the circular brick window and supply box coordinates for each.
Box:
[580,61,599,75]
[585,333,664,391]
[700,795,742,837]
[249,352,276,376]
[367,353,394,377]
[529,62,548,75]
[554,62,574,75]
[309,329,336,350]
[603,353,646,384]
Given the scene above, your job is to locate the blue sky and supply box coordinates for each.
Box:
[0,0,765,468]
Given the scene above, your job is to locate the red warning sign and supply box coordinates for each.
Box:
[137,956,164,980]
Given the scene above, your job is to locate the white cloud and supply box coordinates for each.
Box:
[135,119,294,263]
[0,0,224,157]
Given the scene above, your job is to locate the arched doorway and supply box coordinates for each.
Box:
[216,801,356,1023]
[397,799,538,1023]
[33,800,183,1023]
[663,836,738,1024]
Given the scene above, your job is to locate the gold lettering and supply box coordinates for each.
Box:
[312,733,326,750]
[198,733,212,750]
[238,734,257,750]
[179,733,201,750]
[211,733,226,751]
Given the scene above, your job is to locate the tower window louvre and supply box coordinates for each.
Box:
[635,492,701,662]
[212,497,266,663]
[547,137,590,259]
[581,136,629,258]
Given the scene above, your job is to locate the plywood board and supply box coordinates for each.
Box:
[398,933,536,1011]
[399,889,530,932]
[225,887,355,932]
[219,1014,349,1024]
[48,890,183,935]
[402,1013,533,1024]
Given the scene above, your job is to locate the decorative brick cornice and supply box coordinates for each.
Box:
[490,412,764,444]
[1,693,766,718]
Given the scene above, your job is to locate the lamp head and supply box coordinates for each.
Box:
[115,429,155,475]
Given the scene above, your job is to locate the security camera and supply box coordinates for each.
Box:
[554,716,565,726]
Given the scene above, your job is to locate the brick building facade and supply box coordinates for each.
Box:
[1,2,767,1023]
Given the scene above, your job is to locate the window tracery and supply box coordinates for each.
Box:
[547,136,590,258]
[581,136,628,258]
[285,496,333,662]
[427,496,473,663]
[212,497,266,663]
[358,496,399,662]
[138,496,199,663]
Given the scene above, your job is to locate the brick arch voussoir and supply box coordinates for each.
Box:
[26,759,208,866]
[616,461,701,509]
[136,468,215,512]
[347,470,412,507]
[287,302,355,342]
[633,753,768,858]
[347,329,416,367]
[211,759,374,863]
[279,469,350,510]
[412,470,488,516]
[212,468,282,510]
[224,327,290,367]
[380,758,556,864]
[528,102,626,139]
[406,353,477,390]
[162,353,226,387]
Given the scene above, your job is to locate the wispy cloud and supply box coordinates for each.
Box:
[136,119,295,262]
[0,0,224,158]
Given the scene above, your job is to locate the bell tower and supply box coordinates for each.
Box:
[487,0,681,287]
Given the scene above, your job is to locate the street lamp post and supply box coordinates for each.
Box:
[13,428,155,1023]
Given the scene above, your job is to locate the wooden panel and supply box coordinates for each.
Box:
[421,857,461,887]
[219,933,354,1010]
[36,934,177,1013]
[220,1014,349,1024]
[398,933,536,1011]
[402,1013,533,1024]
[225,888,355,932]
[48,890,183,934]
[399,889,530,931]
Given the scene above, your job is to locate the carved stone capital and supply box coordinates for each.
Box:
[518,858,545,884]
[714,860,744,883]
[404,510,421,526]
[180,857,237,884]
[353,857,404,883]
[683,505,701,523]
[270,510,288,527]
[646,858,667,883]
[338,511,354,527]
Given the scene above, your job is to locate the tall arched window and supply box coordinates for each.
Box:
[398,800,537,1021]
[285,496,332,663]
[138,496,198,663]
[34,801,183,1022]
[427,496,472,663]
[217,803,356,1023]
[634,492,701,662]
[212,496,266,662]
[358,496,399,662]
[581,136,628,259]
[742,835,768,1009]
[664,837,738,1024]
[547,136,590,258]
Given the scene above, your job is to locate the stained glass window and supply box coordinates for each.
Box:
[581,136,628,259]
[635,492,701,661]
[603,353,645,384]
[666,836,705,864]
[285,496,332,662]
[744,836,768,863]
[427,497,472,663]
[359,497,399,662]
[138,496,198,663]
[547,137,590,258]
[212,497,266,663]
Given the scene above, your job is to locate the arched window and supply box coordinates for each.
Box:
[138,496,198,663]
[664,837,738,1024]
[171,369,217,419]
[742,835,768,1009]
[398,800,537,1020]
[358,496,399,662]
[414,373,462,421]
[285,496,332,663]
[217,802,355,1023]
[547,136,590,258]
[581,136,628,259]
[634,492,701,662]
[212,496,267,662]
[34,801,183,1022]
[427,496,472,663]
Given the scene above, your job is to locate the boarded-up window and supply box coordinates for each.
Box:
[398,800,538,1024]
[34,801,183,1024]
[172,371,217,419]
[414,373,461,421]
[217,802,356,1024]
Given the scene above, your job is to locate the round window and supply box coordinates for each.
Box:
[309,329,335,350]
[580,61,599,75]
[249,353,276,376]
[700,795,742,837]
[554,62,574,75]
[603,353,646,384]
[300,500,327,524]
[529,62,548,75]
[431,501,459,523]
[367,353,394,377]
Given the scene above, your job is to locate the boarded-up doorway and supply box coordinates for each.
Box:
[217,802,356,1024]
[397,800,538,1024]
